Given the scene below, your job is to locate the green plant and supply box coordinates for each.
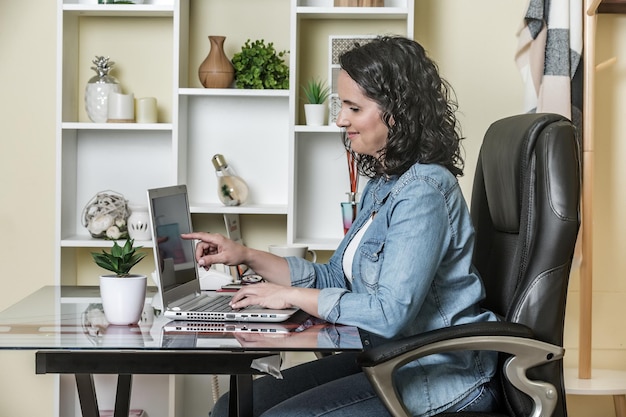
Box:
[91,239,146,277]
[302,78,330,104]
[231,39,289,89]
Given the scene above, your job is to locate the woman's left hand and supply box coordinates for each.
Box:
[229,282,295,310]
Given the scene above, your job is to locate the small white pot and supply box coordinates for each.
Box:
[304,104,326,126]
[99,274,147,325]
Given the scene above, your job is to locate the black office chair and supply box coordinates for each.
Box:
[357,113,581,417]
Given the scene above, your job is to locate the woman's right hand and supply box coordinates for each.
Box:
[180,232,248,270]
[181,232,293,287]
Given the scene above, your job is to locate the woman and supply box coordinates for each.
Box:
[183,36,500,417]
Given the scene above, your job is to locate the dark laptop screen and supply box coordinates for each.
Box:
[149,186,196,292]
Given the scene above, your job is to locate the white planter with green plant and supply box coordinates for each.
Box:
[91,239,148,326]
[302,78,330,126]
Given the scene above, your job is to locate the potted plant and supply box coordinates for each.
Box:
[91,239,148,325]
[231,39,289,89]
[302,78,330,126]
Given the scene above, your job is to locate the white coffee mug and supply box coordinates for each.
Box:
[268,244,317,262]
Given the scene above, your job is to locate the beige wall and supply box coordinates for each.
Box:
[0,1,58,414]
[1,1,624,416]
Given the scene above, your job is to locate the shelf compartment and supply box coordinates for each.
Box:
[183,94,289,208]
[292,131,351,245]
[59,130,175,240]
[60,14,174,125]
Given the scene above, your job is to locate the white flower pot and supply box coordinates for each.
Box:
[99,275,147,325]
[304,104,327,126]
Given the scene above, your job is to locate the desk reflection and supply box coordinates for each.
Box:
[82,303,361,352]
[161,318,361,351]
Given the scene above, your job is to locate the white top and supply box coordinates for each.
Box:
[342,216,373,283]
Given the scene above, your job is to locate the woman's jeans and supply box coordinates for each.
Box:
[210,352,501,417]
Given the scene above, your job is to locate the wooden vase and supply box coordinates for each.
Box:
[334,0,359,6]
[198,36,235,88]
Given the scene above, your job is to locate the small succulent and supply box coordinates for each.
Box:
[302,78,330,104]
[91,239,146,277]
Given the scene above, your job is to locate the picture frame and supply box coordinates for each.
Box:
[328,35,377,123]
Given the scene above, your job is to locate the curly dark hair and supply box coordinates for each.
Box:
[339,36,464,178]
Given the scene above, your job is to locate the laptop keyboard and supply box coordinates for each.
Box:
[175,294,250,313]
[197,295,233,312]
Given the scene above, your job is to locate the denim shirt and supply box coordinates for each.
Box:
[287,162,498,417]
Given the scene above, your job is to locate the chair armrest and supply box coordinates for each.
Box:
[358,322,533,366]
[357,322,564,417]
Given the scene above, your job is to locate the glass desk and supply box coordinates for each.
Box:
[0,286,363,417]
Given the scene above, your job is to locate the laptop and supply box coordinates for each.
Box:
[147,184,298,323]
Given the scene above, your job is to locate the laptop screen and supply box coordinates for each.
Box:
[147,185,197,293]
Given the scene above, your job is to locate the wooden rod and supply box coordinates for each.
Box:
[587,0,602,15]
[579,0,597,380]
[579,152,594,379]
[596,56,617,72]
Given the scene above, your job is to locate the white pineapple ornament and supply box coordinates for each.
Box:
[84,56,121,123]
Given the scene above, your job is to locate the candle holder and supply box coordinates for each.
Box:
[135,97,157,123]
[341,192,359,235]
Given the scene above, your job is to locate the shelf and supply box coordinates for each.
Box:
[292,237,342,251]
[179,88,289,98]
[62,2,175,17]
[296,7,410,19]
[61,235,154,248]
[295,125,342,133]
[62,122,173,131]
[565,368,626,395]
[190,203,288,215]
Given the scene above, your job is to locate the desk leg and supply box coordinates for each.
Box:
[614,395,626,417]
[75,374,100,417]
[228,375,253,417]
[75,374,132,417]
[114,375,132,417]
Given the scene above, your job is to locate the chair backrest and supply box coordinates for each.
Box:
[470,113,580,417]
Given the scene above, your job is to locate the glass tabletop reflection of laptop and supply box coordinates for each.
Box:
[147,184,298,323]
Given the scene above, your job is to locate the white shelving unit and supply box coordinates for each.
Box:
[288,0,414,250]
[54,0,413,415]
